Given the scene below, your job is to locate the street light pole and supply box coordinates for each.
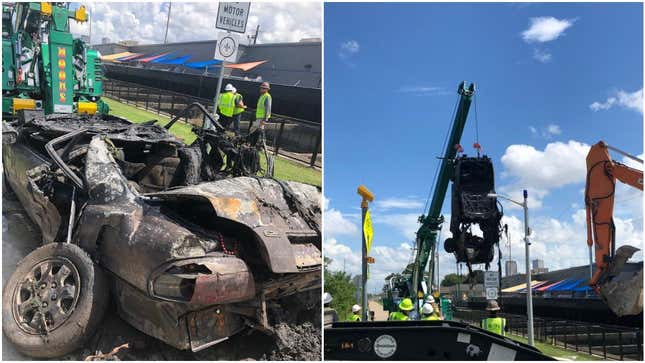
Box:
[522,189,534,346]
[488,191,534,346]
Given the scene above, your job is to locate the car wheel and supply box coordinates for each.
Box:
[2,243,108,358]
[444,237,456,253]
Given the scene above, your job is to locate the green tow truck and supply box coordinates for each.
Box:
[2,2,108,117]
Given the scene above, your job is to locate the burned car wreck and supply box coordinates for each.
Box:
[2,107,321,358]
[443,155,503,276]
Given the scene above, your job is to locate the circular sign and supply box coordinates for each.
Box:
[373,334,397,359]
[218,35,237,58]
[485,287,498,300]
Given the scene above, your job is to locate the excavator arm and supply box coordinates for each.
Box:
[585,141,643,316]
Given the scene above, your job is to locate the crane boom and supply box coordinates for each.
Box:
[411,81,475,304]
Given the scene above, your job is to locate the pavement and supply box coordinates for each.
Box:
[369,300,389,321]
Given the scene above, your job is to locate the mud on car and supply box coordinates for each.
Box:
[1,107,321,358]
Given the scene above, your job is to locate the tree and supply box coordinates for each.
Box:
[324,258,357,321]
[441,273,465,287]
[441,269,485,286]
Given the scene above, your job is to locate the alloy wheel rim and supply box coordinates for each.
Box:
[12,257,81,334]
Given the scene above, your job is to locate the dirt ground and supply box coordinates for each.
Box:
[2,191,321,361]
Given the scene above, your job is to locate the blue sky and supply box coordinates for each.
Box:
[323,2,643,292]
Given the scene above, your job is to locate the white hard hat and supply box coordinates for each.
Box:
[422,303,434,315]
[323,292,333,304]
[224,83,235,91]
[352,304,361,313]
[425,296,435,304]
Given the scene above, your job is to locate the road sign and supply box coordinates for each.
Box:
[363,209,373,253]
[486,287,498,300]
[484,271,499,301]
[484,271,499,289]
[216,2,251,33]
[214,32,239,62]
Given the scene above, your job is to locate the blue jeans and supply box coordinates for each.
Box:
[232,113,241,133]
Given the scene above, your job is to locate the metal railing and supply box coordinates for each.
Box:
[102,78,321,168]
[454,308,642,360]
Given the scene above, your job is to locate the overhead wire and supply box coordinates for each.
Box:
[423,94,460,214]
[474,92,480,146]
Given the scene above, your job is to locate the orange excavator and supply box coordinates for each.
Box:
[585,141,643,317]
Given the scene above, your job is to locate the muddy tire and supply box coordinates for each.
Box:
[2,243,108,358]
[444,237,456,253]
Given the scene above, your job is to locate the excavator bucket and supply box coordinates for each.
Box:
[597,245,643,317]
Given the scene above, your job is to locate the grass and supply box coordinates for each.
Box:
[507,333,603,361]
[260,152,321,186]
[104,97,321,186]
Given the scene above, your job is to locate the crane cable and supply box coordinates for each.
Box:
[423,95,460,214]
[473,92,481,156]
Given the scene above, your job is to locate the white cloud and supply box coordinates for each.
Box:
[590,97,616,111]
[374,197,424,211]
[533,48,552,63]
[546,124,562,135]
[499,140,590,208]
[396,86,448,96]
[493,209,642,277]
[590,89,643,114]
[71,2,321,45]
[372,213,421,241]
[325,238,362,275]
[323,197,359,237]
[324,208,359,236]
[338,40,360,67]
[530,124,562,139]
[340,40,360,54]
[522,17,574,43]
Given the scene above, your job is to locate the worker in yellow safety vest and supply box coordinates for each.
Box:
[349,304,361,322]
[231,87,246,134]
[255,82,272,129]
[480,300,507,336]
[421,303,440,321]
[217,83,236,129]
[388,298,414,321]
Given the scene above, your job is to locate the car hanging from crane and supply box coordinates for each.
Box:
[444,153,503,277]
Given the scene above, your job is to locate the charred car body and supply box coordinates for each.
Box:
[444,155,503,276]
[2,108,321,357]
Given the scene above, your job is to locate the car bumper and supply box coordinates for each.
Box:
[112,277,246,351]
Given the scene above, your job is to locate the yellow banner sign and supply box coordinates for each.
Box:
[364,209,373,253]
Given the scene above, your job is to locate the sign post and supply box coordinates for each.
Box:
[212,2,250,120]
[357,185,374,322]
